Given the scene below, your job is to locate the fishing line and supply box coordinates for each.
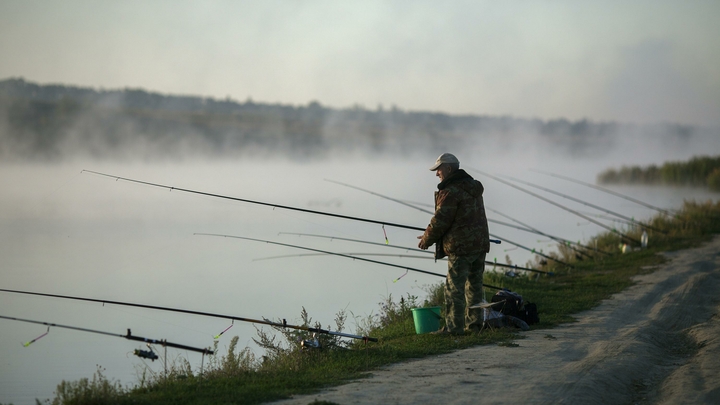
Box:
[44,169,85,199]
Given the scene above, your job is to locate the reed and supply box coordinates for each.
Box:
[597,155,720,190]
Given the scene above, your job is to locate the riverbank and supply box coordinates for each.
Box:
[31,200,720,405]
[273,235,720,405]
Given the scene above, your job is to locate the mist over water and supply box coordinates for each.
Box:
[1,130,719,404]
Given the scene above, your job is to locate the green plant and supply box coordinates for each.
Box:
[50,366,125,405]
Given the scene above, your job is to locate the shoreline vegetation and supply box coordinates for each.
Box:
[17,199,720,405]
[597,155,720,192]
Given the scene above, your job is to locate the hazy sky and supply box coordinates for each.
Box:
[1,0,718,126]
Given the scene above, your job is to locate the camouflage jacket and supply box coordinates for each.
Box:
[420,169,490,260]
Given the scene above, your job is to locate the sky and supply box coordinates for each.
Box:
[0,0,718,127]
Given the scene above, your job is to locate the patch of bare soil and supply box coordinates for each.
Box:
[272,236,720,405]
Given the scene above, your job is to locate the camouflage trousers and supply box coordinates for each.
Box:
[444,253,486,334]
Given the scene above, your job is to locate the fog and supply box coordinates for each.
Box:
[2,1,719,402]
[1,125,719,404]
[2,2,719,126]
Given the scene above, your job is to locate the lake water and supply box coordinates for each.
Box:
[1,142,719,404]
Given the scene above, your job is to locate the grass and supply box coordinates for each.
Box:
[35,200,720,405]
[597,154,720,191]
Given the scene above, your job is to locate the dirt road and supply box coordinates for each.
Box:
[272,236,720,405]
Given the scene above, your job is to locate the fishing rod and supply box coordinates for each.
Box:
[325,179,539,235]
[256,253,554,277]
[82,170,479,238]
[486,208,608,257]
[394,197,594,249]
[576,210,640,227]
[255,253,446,261]
[83,170,505,249]
[468,168,641,245]
[0,314,213,354]
[499,174,667,234]
[530,169,677,217]
[0,288,377,342]
[324,179,570,266]
[194,233,509,289]
[277,232,554,275]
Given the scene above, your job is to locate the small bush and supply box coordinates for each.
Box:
[50,366,125,405]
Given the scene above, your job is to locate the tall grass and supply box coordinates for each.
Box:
[597,155,720,190]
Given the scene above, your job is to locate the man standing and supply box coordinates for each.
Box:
[418,153,490,335]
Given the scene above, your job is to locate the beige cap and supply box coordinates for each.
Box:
[430,153,459,170]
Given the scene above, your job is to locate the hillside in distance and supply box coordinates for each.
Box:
[0,77,710,162]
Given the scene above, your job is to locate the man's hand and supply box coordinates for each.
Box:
[417,235,429,250]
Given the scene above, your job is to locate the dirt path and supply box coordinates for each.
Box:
[272,236,720,405]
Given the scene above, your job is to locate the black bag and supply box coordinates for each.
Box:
[491,290,524,318]
[491,291,540,325]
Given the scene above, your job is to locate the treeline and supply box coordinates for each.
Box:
[597,155,720,191]
[0,77,709,161]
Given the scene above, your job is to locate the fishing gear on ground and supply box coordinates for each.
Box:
[0,314,213,355]
[470,290,539,332]
[0,289,378,343]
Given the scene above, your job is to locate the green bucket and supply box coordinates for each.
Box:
[411,306,442,334]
